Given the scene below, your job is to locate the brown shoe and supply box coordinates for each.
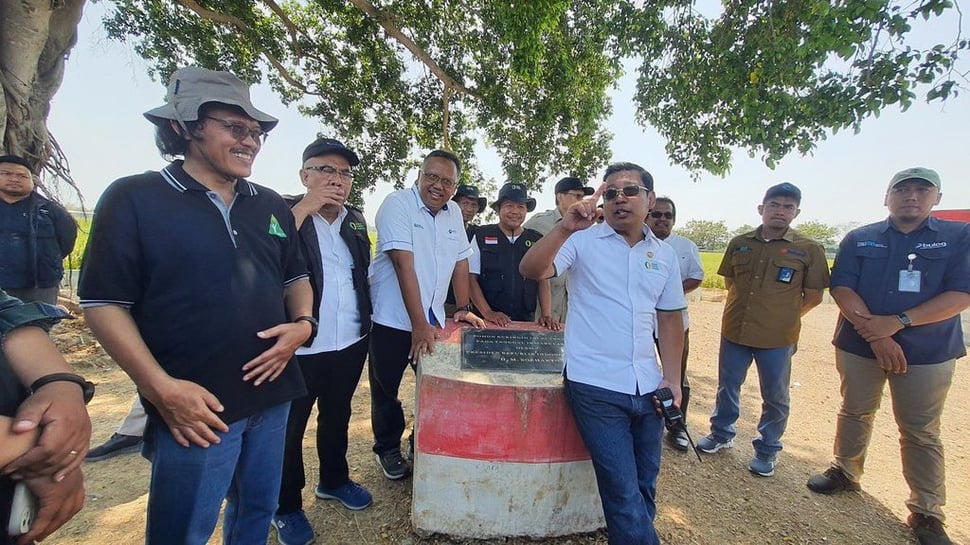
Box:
[806,466,861,494]
[908,513,952,545]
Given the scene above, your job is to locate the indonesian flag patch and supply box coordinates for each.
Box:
[484,236,499,245]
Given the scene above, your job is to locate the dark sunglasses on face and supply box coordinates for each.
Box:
[603,185,647,201]
[649,211,674,220]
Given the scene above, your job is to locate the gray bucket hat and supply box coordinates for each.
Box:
[143,66,278,131]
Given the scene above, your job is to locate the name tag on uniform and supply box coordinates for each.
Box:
[898,270,921,292]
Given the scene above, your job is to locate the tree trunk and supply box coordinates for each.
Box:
[0,0,86,198]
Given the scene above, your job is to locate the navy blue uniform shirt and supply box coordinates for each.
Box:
[78,161,309,423]
[831,217,970,364]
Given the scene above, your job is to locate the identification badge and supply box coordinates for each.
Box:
[776,266,794,284]
[898,270,921,292]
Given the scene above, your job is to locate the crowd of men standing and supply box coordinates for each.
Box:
[0,65,967,545]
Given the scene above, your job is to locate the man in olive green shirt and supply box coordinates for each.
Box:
[523,176,593,322]
[696,182,830,478]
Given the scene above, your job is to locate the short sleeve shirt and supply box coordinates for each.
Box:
[78,162,309,424]
[553,223,687,395]
[370,185,473,331]
[662,233,704,329]
[831,217,970,364]
[718,226,830,348]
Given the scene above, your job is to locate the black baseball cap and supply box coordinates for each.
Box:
[492,182,536,212]
[453,184,487,213]
[302,137,360,166]
[763,182,802,205]
[554,176,594,196]
[0,155,33,172]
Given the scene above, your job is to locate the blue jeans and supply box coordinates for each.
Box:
[709,337,794,460]
[143,402,290,545]
[564,379,663,545]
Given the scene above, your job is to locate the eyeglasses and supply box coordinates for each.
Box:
[649,211,674,220]
[421,171,456,190]
[304,165,354,180]
[0,170,31,181]
[603,185,647,201]
[204,116,268,143]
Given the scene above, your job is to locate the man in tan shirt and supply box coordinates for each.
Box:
[696,182,830,478]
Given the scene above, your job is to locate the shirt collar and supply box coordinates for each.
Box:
[883,215,940,234]
[594,221,657,244]
[751,225,793,242]
[161,160,257,197]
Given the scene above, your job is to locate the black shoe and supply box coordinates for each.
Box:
[807,466,861,495]
[908,513,952,545]
[375,450,410,480]
[665,428,689,452]
[85,433,142,462]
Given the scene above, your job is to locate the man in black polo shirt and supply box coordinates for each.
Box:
[78,67,313,545]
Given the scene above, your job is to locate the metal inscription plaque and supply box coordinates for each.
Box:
[460,329,564,373]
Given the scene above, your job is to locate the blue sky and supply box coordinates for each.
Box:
[49,3,968,229]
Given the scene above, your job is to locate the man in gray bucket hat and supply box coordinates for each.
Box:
[79,67,314,544]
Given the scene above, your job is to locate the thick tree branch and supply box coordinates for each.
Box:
[259,0,302,56]
[347,0,478,99]
[174,0,320,96]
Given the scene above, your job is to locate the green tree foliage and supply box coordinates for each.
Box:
[678,219,730,250]
[795,220,841,248]
[622,0,968,176]
[3,1,966,205]
[731,223,756,238]
[101,0,623,204]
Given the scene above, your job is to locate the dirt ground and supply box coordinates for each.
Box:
[44,296,968,545]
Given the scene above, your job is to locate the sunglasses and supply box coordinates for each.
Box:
[649,211,674,220]
[204,116,268,143]
[603,185,647,201]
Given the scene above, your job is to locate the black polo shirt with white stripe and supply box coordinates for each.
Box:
[79,161,308,424]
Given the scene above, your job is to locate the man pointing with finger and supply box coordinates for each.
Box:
[520,162,685,545]
[78,67,312,544]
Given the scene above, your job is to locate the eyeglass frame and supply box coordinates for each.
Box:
[421,171,457,190]
[603,185,648,201]
[203,116,269,143]
[304,164,354,180]
[648,211,674,220]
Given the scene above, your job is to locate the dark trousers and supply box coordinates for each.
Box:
[277,336,368,515]
[655,328,691,419]
[368,323,414,455]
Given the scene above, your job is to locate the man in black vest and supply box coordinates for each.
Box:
[273,138,374,544]
[469,183,560,329]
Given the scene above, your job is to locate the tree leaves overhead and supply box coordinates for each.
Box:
[626,0,968,176]
[101,0,623,202]
[99,0,966,201]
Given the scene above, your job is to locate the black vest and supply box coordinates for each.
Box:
[474,224,542,321]
[286,199,373,338]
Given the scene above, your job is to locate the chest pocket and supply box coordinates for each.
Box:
[912,247,952,292]
[730,251,754,275]
[772,257,807,287]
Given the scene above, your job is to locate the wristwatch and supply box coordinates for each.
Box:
[457,304,474,313]
[896,312,913,328]
[293,315,319,337]
[29,373,95,404]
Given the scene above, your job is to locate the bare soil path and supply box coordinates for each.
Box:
[46,299,969,544]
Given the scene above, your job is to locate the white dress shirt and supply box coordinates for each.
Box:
[298,207,365,355]
[660,232,704,329]
[553,223,686,395]
[370,185,473,331]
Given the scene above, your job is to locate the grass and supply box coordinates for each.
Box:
[700,251,725,289]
